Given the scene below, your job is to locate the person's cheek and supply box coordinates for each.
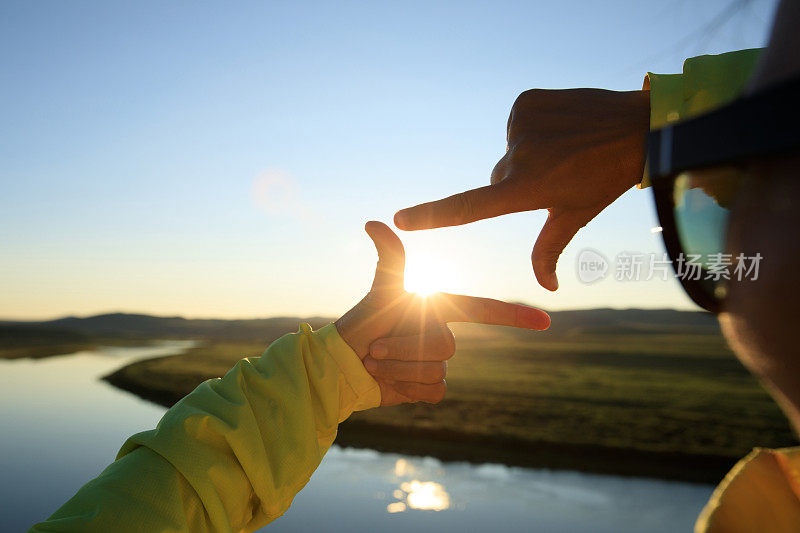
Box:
[722,157,800,376]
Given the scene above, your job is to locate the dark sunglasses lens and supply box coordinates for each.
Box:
[672,167,746,301]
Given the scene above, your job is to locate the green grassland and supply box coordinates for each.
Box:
[104,321,798,483]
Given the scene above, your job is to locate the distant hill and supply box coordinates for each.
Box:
[0,308,720,343]
[0,313,333,343]
[538,308,720,336]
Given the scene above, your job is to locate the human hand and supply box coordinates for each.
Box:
[335,221,550,405]
[394,88,651,291]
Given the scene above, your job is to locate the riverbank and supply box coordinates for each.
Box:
[104,322,798,484]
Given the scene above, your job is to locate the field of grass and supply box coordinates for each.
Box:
[105,322,798,483]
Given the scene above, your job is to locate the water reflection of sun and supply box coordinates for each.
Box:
[403,480,451,510]
[386,458,451,513]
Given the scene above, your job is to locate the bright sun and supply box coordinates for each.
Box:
[403,254,459,296]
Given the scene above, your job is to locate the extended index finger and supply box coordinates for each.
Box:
[431,293,551,331]
[394,181,526,231]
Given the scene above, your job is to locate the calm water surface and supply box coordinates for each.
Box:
[0,344,714,532]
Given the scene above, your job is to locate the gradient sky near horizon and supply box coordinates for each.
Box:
[1,0,778,320]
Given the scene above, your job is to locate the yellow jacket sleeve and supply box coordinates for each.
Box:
[29,323,381,533]
[640,48,763,187]
[696,447,800,533]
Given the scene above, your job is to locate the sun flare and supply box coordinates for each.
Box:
[403,252,461,297]
[404,267,443,296]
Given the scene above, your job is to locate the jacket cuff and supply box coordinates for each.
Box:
[638,49,763,189]
[639,72,684,189]
[309,323,381,414]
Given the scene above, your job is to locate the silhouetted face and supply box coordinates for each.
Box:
[720,152,800,410]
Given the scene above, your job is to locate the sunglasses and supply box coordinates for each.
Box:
[647,73,800,313]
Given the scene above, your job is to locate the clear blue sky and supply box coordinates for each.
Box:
[0,0,778,320]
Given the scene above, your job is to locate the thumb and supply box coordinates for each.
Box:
[394,181,528,231]
[532,210,592,291]
[365,221,405,293]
